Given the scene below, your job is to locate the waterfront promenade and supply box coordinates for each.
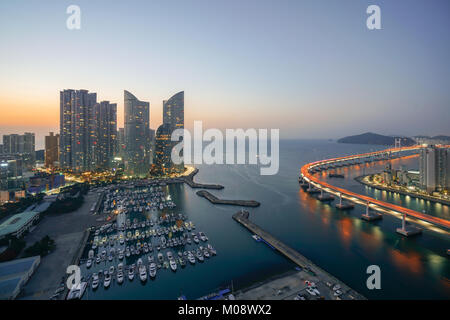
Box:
[232,210,365,300]
[356,175,450,206]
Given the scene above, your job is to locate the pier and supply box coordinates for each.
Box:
[183,168,224,190]
[196,190,260,207]
[232,210,365,300]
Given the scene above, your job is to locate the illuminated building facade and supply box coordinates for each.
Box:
[162,91,184,173]
[95,101,117,169]
[124,90,151,177]
[419,146,450,192]
[59,89,97,172]
[154,123,173,176]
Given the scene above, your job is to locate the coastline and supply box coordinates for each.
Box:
[355,175,450,206]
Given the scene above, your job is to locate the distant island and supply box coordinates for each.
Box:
[337,132,416,146]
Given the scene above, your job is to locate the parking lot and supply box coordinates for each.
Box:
[18,191,103,300]
[235,270,358,300]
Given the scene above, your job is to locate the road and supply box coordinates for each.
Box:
[300,146,450,231]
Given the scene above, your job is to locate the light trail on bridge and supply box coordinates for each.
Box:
[300,146,450,233]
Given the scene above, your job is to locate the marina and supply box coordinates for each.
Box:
[70,183,218,299]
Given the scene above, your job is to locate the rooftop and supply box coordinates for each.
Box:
[0,211,40,238]
[0,256,40,300]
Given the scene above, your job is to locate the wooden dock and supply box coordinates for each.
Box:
[232,210,366,300]
[197,190,260,207]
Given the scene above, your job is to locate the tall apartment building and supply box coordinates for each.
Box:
[419,146,450,192]
[60,89,97,171]
[124,90,151,177]
[95,101,117,169]
[161,91,184,173]
[154,123,173,176]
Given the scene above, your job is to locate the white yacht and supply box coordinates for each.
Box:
[104,274,111,288]
[109,266,115,275]
[193,235,199,244]
[139,265,147,282]
[117,271,124,284]
[187,251,196,264]
[128,266,135,281]
[91,273,99,290]
[67,281,87,300]
[169,259,177,272]
[199,232,207,242]
[149,263,157,278]
[196,250,204,262]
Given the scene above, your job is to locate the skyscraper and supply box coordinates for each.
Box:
[45,132,59,168]
[124,90,151,177]
[163,91,184,132]
[162,91,184,173]
[154,123,173,176]
[419,146,450,192]
[95,101,117,169]
[59,89,97,172]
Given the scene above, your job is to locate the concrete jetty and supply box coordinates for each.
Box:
[183,168,224,190]
[196,190,260,207]
[232,210,365,300]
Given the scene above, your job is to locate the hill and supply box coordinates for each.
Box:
[337,132,415,146]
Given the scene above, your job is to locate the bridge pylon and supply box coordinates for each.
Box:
[396,213,422,237]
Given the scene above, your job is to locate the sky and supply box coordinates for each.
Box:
[0,0,449,149]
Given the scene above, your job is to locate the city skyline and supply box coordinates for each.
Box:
[0,1,449,303]
[1,0,450,148]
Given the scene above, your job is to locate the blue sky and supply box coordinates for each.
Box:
[0,0,449,148]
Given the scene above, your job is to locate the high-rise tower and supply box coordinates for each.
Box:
[59,89,97,172]
[124,90,150,177]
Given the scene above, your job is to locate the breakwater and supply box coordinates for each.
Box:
[232,210,365,300]
[196,190,260,207]
[183,168,224,189]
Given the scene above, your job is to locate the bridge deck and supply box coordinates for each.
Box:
[300,146,450,231]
